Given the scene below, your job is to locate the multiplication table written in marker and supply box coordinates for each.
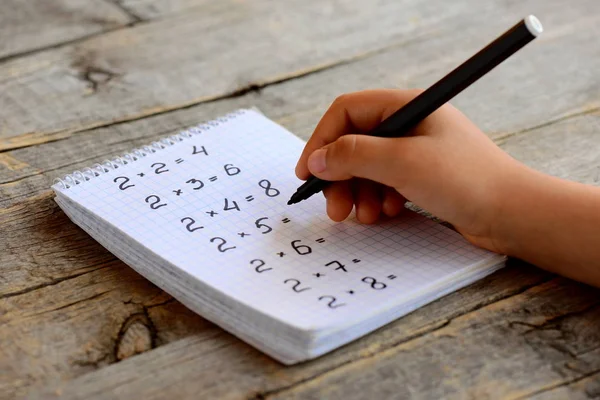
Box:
[55,109,501,331]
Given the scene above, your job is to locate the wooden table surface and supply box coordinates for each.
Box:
[1,1,599,399]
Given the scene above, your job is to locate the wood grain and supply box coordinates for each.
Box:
[118,0,213,20]
[31,277,600,400]
[529,370,600,399]
[0,194,213,399]
[1,0,594,145]
[499,110,600,186]
[0,0,447,142]
[23,262,551,400]
[2,1,599,398]
[1,6,599,207]
[3,111,599,398]
[0,191,549,398]
[267,280,600,400]
[0,0,132,61]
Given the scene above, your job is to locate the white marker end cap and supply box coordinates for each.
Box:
[525,15,543,37]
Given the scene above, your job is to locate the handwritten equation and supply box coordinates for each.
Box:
[110,141,397,311]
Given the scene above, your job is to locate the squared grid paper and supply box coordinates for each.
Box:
[54,109,503,332]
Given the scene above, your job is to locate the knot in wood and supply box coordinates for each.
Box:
[115,313,155,360]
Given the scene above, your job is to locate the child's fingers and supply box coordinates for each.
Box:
[323,181,353,222]
[382,186,406,217]
[295,89,423,180]
[353,179,383,224]
[307,133,430,190]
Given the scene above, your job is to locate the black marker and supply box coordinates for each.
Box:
[287,15,543,205]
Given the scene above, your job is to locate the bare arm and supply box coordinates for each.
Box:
[497,167,600,286]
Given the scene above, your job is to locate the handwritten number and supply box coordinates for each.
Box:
[224,164,241,176]
[254,217,273,234]
[180,217,203,232]
[151,162,169,175]
[291,240,312,255]
[361,276,387,290]
[325,260,347,272]
[283,279,311,293]
[223,198,240,212]
[210,237,236,253]
[192,145,208,156]
[319,296,346,309]
[145,195,167,210]
[258,179,280,197]
[186,178,204,190]
[113,176,135,191]
[251,259,272,273]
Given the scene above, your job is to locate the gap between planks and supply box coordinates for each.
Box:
[0,19,142,66]
[493,106,600,146]
[104,0,144,24]
[0,31,436,154]
[511,367,600,400]
[0,261,112,300]
[0,100,594,194]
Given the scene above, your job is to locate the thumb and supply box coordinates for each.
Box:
[306,134,416,188]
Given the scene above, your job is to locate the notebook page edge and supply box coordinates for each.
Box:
[304,256,506,359]
[53,191,312,364]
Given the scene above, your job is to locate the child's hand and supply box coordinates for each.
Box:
[296,88,600,287]
[295,89,526,254]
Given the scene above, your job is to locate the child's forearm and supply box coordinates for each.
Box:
[498,166,600,286]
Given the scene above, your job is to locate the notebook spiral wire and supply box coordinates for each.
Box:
[53,110,247,189]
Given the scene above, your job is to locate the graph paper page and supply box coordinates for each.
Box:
[53,109,503,331]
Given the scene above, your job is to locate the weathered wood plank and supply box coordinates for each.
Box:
[1,1,598,398]
[3,110,599,397]
[0,192,550,398]
[266,281,600,400]
[1,8,599,207]
[118,0,210,20]
[31,278,600,400]
[1,0,593,145]
[0,191,114,298]
[498,110,600,186]
[529,370,600,399]
[0,193,214,399]
[0,0,133,61]
[116,0,600,139]
[0,0,448,142]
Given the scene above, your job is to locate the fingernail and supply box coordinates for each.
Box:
[307,149,327,173]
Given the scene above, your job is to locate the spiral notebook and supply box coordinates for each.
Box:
[51,109,506,364]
